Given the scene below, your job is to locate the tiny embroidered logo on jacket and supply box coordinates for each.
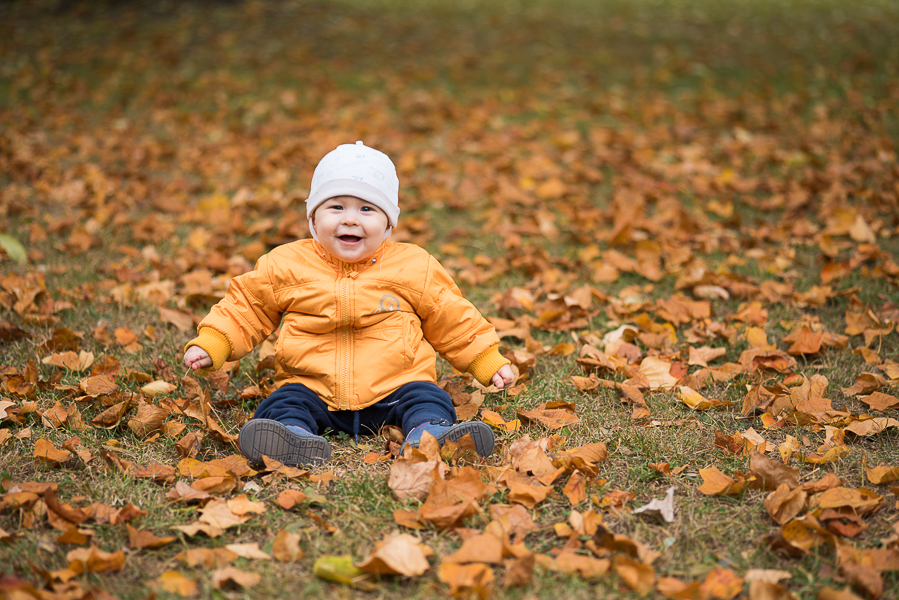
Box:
[379,294,400,312]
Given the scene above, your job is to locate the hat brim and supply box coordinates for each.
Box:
[306,179,399,228]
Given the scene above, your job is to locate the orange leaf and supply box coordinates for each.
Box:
[517,405,579,430]
[864,460,899,485]
[66,546,126,574]
[356,533,432,576]
[438,563,495,598]
[763,484,808,525]
[276,489,307,510]
[481,410,521,432]
[701,568,744,600]
[860,391,899,411]
[613,555,655,595]
[697,467,751,496]
[442,532,504,565]
[272,529,305,562]
[536,550,610,580]
[211,567,261,590]
[224,543,271,560]
[127,524,176,549]
[34,438,72,466]
[562,471,586,505]
[153,571,198,598]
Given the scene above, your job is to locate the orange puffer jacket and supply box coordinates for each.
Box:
[187,239,510,411]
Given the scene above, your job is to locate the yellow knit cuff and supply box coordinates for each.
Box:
[184,327,232,372]
[466,345,511,387]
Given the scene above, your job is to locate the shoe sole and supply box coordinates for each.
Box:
[238,419,331,467]
[407,422,495,457]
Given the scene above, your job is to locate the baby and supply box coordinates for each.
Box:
[183,141,514,466]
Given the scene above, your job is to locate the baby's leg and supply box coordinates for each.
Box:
[239,383,333,467]
[376,381,456,435]
[378,381,494,458]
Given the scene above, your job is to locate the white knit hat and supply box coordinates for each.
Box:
[306,141,400,238]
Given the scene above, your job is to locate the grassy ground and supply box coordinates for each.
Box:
[1,0,898,599]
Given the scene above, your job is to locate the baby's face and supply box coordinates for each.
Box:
[312,195,390,263]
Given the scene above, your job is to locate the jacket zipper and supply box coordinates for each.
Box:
[338,262,353,410]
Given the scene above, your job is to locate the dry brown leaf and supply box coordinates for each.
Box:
[443,532,504,565]
[764,484,808,525]
[225,543,271,560]
[141,380,177,396]
[481,409,521,431]
[697,467,752,496]
[153,570,198,597]
[750,450,800,491]
[701,568,745,600]
[438,562,495,599]
[33,438,71,466]
[864,458,899,485]
[356,533,432,576]
[66,546,126,574]
[127,400,169,437]
[276,489,307,510]
[126,524,176,549]
[272,529,305,562]
[211,567,262,590]
[536,550,610,580]
[613,555,655,595]
[632,486,676,523]
[176,547,237,568]
[860,391,899,411]
[562,471,587,505]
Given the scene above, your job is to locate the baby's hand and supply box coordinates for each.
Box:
[491,364,515,390]
[184,346,212,371]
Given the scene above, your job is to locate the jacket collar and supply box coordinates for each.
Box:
[313,239,387,273]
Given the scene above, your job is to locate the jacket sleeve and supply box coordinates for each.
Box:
[418,255,510,385]
[189,254,283,365]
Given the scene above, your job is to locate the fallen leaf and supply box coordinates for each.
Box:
[313,555,378,591]
[764,484,808,525]
[276,489,307,510]
[126,524,176,549]
[860,391,899,411]
[225,543,271,560]
[613,555,655,595]
[141,380,177,396]
[698,467,752,496]
[66,546,126,574]
[443,532,504,565]
[562,471,587,505]
[153,571,198,597]
[127,400,169,437]
[701,567,744,600]
[211,567,262,590]
[34,438,71,466]
[272,529,305,562]
[632,486,676,523]
[438,562,495,599]
[864,458,899,485]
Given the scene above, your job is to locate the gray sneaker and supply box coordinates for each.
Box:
[402,419,495,457]
[238,419,331,467]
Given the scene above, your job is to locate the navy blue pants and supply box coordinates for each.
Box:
[253,381,456,439]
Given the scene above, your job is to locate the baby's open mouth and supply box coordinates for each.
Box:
[338,235,362,243]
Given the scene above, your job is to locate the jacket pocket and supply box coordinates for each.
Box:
[403,318,423,370]
[276,327,335,379]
